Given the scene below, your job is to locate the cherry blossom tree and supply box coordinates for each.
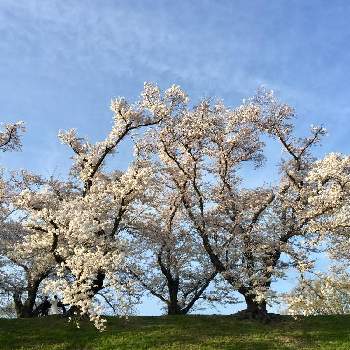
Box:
[0,121,29,316]
[0,121,25,152]
[284,267,350,316]
[0,171,59,318]
[137,86,340,319]
[0,121,25,214]
[11,84,187,329]
[125,174,222,315]
[299,153,350,250]
[226,92,329,318]
[279,152,350,315]
[0,238,53,318]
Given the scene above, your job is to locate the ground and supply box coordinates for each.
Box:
[0,315,349,349]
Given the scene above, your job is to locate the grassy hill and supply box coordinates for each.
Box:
[0,315,349,349]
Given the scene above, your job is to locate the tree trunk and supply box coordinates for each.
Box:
[237,287,268,320]
[16,304,35,318]
[13,292,25,317]
[13,286,38,318]
[167,279,185,315]
[13,273,48,318]
[244,293,267,318]
[91,271,106,295]
[167,301,185,315]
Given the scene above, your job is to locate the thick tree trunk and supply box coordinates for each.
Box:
[167,301,185,315]
[167,279,185,315]
[243,293,267,318]
[237,287,268,320]
[155,247,186,315]
[13,284,39,318]
[16,304,35,318]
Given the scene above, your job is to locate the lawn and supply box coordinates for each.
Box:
[0,315,349,350]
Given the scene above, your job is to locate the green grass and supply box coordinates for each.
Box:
[0,315,349,350]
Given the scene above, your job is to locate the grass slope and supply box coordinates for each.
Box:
[0,315,349,350]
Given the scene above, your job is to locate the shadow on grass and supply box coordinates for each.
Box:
[0,315,349,350]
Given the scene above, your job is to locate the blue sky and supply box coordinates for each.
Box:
[0,0,349,315]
